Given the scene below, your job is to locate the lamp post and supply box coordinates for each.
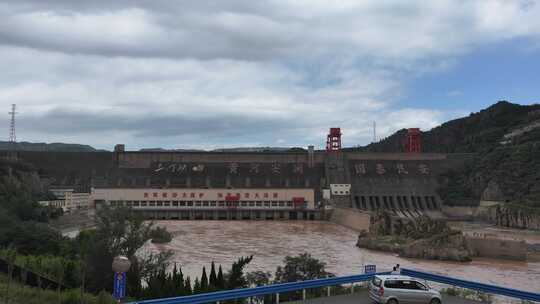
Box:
[112,256,131,303]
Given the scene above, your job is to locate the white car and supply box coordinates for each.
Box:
[369,275,442,304]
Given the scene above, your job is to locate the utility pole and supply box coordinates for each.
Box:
[9,104,17,143]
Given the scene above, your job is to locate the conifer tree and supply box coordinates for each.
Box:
[227,255,253,289]
[201,266,209,292]
[157,266,168,298]
[184,277,192,295]
[171,263,182,296]
[209,261,217,289]
[172,263,178,281]
[175,265,185,295]
[217,265,225,290]
[193,278,201,294]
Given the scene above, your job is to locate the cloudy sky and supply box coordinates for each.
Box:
[0,1,539,150]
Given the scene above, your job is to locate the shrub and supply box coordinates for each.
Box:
[149,226,173,244]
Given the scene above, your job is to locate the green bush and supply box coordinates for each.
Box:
[0,273,115,304]
[149,226,173,244]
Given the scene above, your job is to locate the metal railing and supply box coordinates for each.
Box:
[401,268,540,302]
[131,268,540,304]
[130,271,389,304]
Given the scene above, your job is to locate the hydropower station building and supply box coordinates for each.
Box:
[2,128,467,220]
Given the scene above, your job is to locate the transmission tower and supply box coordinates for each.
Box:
[9,104,17,143]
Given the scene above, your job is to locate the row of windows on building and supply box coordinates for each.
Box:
[108,200,307,208]
[143,192,282,199]
[353,195,439,210]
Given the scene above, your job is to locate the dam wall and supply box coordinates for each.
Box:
[1,150,470,215]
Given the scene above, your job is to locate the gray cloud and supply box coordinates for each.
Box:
[0,1,539,149]
[20,108,299,138]
[2,1,538,61]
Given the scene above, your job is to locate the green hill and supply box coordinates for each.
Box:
[0,141,101,152]
[361,101,540,207]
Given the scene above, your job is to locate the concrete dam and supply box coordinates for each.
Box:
[1,147,468,221]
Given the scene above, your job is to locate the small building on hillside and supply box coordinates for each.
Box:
[40,188,92,212]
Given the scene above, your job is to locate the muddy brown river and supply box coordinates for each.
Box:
[145,220,540,298]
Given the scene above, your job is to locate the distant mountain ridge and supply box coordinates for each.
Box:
[0,141,101,152]
[211,147,300,152]
[0,141,305,153]
[139,147,304,152]
[138,148,205,152]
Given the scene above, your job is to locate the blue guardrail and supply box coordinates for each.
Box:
[130,271,389,304]
[401,268,540,302]
[131,268,540,304]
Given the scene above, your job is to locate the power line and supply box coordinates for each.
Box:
[9,104,17,143]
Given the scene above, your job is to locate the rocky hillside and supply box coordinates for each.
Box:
[361,101,540,207]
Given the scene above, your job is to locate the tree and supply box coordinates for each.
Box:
[209,262,217,289]
[200,266,209,292]
[193,278,201,294]
[1,247,17,304]
[96,290,115,304]
[226,256,253,289]
[149,226,173,244]
[246,270,273,304]
[19,257,30,299]
[77,233,92,304]
[217,266,225,290]
[274,253,332,283]
[52,258,66,304]
[83,205,172,293]
[127,258,143,298]
[274,253,333,301]
[142,265,172,299]
[78,257,87,304]
[246,271,272,287]
[30,255,43,298]
[171,263,185,295]
[184,277,192,295]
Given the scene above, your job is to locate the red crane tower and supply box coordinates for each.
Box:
[326,128,342,152]
[405,128,422,153]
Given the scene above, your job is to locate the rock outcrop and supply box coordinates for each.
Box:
[356,212,473,262]
[357,230,472,262]
[400,232,471,262]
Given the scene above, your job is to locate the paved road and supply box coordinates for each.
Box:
[289,290,486,304]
